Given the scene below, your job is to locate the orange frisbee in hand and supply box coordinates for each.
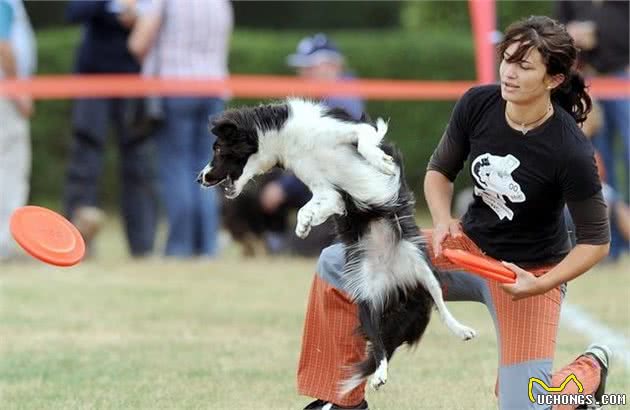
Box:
[443,248,516,284]
[10,206,85,267]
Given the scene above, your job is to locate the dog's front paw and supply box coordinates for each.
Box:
[224,180,244,199]
[295,207,313,238]
[224,186,240,199]
[370,359,388,390]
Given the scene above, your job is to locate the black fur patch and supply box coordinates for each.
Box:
[323,107,376,130]
[216,102,289,135]
[334,142,437,382]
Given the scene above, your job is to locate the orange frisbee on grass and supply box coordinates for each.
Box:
[10,206,85,267]
[442,248,516,284]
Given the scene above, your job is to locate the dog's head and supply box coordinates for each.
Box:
[197,111,260,195]
[197,103,289,196]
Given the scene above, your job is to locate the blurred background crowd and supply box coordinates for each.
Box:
[1,0,628,263]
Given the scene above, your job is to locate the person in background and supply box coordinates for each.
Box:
[258,33,365,255]
[129,0,232,258]
[287,33,365,118]
[0,0,35,262]
[555,0,629,260]
[564,101,630,252]
[63,0,158,257]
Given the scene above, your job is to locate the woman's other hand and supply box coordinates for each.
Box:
[433,218,462,257]
[500,262,547,301]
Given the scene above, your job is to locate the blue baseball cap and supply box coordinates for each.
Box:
[287,33,345,68]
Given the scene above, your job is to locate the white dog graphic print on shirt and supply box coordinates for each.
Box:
[471,153,525,220]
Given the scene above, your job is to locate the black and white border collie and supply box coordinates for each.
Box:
[197,99,476,394]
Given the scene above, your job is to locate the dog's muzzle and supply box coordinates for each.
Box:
[197,165,223,188]
[196,171,205,185]
[196,165,213,187]
[196,167,236,197]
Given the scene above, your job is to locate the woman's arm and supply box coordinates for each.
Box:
[502,190,610,300]
[540,243,609,289]
[502,243,609,301]
[128,12,161,62]
[424,170,462,257]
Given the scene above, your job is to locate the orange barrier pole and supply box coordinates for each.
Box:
[0,74,628,100]
[468,0,497,84]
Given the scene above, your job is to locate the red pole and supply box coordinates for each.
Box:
[468,0,497,84]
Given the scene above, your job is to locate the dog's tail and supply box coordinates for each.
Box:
[374,118,389,143]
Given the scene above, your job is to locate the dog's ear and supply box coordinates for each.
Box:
[210,119,237,139]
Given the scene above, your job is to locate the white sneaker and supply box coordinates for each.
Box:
[581,343,613,409]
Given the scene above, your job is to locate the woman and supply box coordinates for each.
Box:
[297,16,611,410]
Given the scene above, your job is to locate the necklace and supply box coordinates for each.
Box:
[506,104,552,135]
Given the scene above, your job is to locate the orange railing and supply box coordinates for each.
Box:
[1,74,628,100]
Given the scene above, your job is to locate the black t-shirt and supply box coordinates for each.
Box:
[428,85,602,264]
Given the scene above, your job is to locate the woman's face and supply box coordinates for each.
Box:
[499,42,550,104]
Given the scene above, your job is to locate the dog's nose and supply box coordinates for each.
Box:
[196,171,204,184]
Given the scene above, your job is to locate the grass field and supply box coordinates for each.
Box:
[1,219,629,409]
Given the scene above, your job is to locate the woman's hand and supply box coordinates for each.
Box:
[432,218,462,257]
[500,262,547,301]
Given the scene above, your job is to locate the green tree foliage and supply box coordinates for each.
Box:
[232,1,401,29]
[24,1,402,30]
[400,0,553,32]
[25,1,553,31]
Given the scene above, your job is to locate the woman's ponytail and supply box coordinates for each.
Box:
[552,70,592,124]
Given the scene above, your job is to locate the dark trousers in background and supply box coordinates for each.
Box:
[63,98,158,256]
[593,86,630,260]
[592,76,630,202]
[155,97,223,257]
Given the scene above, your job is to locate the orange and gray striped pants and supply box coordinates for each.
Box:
[297,232,601,409]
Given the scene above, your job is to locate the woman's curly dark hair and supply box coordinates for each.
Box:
[497,15,592,124]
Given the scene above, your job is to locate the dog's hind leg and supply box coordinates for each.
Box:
[332,120,396,175]
[339,302,388,395]
[416,260,477,341]
[356,120,397,176]
[371,354,388,390]
[357,302,389,390]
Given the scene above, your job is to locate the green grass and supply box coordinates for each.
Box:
[1,220,629,409]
